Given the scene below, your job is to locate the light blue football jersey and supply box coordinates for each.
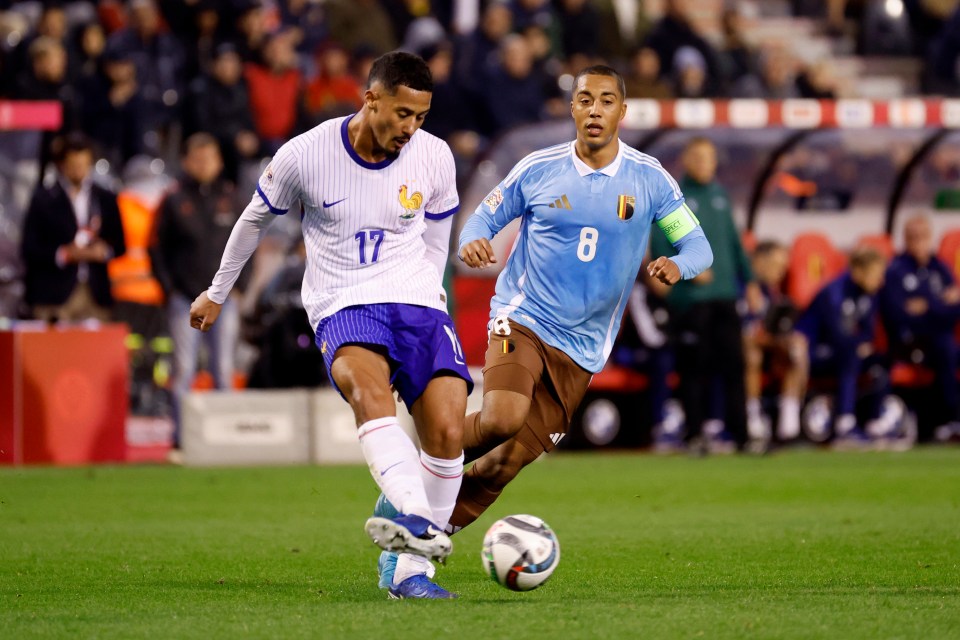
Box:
[460,140,702,373]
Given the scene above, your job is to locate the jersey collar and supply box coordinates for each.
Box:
[341,114,397,170]
[570,139,624,177]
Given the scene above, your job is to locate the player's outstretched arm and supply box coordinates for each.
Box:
[459,238,497,269]
[189,291,222,332]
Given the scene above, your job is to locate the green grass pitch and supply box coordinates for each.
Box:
[2,448,959,639]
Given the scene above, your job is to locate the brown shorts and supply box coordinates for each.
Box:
[482,320,593,455]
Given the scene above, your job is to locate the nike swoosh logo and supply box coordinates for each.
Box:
[323,198,347,208]
[380,461,403,476]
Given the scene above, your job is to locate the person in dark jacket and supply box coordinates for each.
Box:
[649,136,761,452]
[149,133,248,446]
[185,43,259,182]
[21,133,126,322]
[796,246,888,442]
[880,213,960,431]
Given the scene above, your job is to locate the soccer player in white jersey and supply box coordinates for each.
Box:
[375,65,714,587]
[189,52,471,600]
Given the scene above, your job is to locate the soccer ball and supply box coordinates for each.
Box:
[481,514,560,591]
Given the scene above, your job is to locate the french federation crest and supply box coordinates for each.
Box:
[398,185,423,219]
[616,195,635,220]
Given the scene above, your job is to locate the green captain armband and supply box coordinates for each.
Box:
[657,203,700,243]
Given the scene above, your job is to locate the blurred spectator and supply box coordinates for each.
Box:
[718,7,758,86]
[510,0,561,50]
[279,0,327,56]
[244,31,302,154]
[624,46,672,99]
[520,24,565,118]
[181,0,222,82]
[73,21,107,82]
[419,42,480,168]
[7,3,73,84]
[303,42,363,125]
[79,46,147,169]
[482,34,546,134]
[926,5,960,95]
[21,133,126,323]
[796,59,838,99]
[594,0,651,61]
[13,37,79,167]
[454,1,513,92]
[672,45,709,98]
[233,2,269,64]
[186,43,258,182]
[106,0,186,133]
[649,137,760,452]
[149,134,247,447]
[880,214,960,430]
[796,246,889,442]
[732,44,800,100]
[557,0,601,58]
[743,240,808,444]
[644,0,723,96]
[324,0,397,55]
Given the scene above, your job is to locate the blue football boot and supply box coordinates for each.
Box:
[373,494,400,589]
[388,574,457,600]
[364,513,453,563]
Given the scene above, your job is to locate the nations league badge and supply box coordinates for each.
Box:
[484,187,504,211]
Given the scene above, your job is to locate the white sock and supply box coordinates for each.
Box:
[778,396,801,440]
[747,398,762,420]
[393,553,433,585]
[419,450,464,531]
[357,417,431,521]
[393,451,464,585]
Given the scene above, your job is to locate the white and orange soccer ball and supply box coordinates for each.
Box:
[481,515,560,591]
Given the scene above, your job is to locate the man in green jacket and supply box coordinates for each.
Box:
[649,136,761,452]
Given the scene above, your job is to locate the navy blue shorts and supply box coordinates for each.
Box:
[316,303,473,409]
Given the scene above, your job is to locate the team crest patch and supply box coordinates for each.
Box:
[616,195,635,220]
[320,341,327,354]
[484,187,504,211]
[398,185,423,219]
[265,164,274,183]
[500,339,515,354]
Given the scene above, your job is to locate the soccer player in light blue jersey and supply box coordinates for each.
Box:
[376,66,713,590]
[449,65,713,529]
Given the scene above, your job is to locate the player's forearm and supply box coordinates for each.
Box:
[207,196,274,304]
[669,229,713,280]
[457,212,498,256]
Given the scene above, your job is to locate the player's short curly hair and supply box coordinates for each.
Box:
[573,65,626,100]
[367,51,433,95]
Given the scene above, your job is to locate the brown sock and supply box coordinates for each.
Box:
[449,465,502,530]
[463,411,486,463]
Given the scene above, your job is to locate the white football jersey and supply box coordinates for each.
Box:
[254,115,459,330]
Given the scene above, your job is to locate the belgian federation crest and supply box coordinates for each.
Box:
[398,185,423,219]
[616,195,635,220]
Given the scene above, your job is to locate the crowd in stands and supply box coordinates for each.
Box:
[2,0,960,451]
[2,0,959,177]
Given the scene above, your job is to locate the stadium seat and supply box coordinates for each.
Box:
[937,229,960,282]
[785,232,847,310]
